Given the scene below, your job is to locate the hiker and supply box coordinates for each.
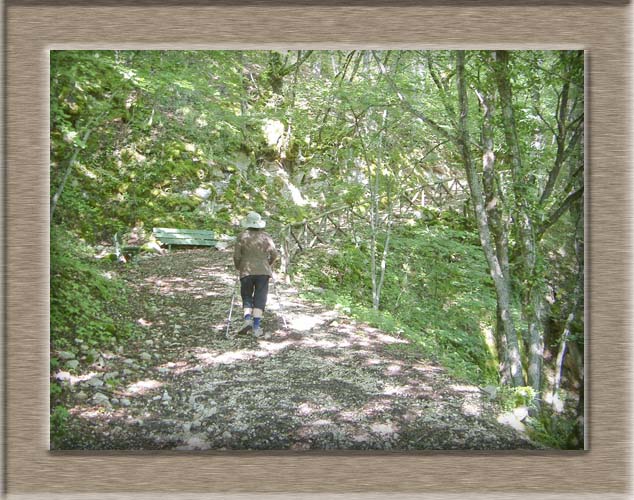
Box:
[233,211,279,339]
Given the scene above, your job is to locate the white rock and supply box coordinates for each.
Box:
[162,390,172,402]
[497,412,527,433]
[513,406,530,421]
[140,352,152,361]
[76,391,88,401]
[120,398,131,407]
[194,187,212,199]
[58,351,75,361]
[222,431,232,440]
[55,371,71,381]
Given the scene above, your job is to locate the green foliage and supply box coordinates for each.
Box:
[527,412,582,449]
[50,405,71,444]
[50,228,137,351]
[497,385,537,412]
[49,50,583,435]
[294,220,500,386]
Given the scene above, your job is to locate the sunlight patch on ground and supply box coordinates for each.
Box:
[461,399,482,417]
[365,358,384,366]
[382,383,410,396]
[412,364,444,373]
[125,379,164,395]
[297,403,318,416]
[410,381,433,393]
[450,384,481,393]
[370,421,400,436]
[311,418,333,426]
[55,370,99,386]
[285,309,332,331]
[193,340,293,366]
[256,340,294,352]
[157,361,191,375]
[195,291,222,299]
[338,410,362,422]
[72,406,128,421]
[385,364,402,375]
[76,409,106,419]
[361,398,393,415]
[288,314,324,331]
[195,350,254,365]
[351,431,371,442]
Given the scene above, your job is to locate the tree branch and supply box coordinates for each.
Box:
[371,51,454,141]
[538,187,584,239]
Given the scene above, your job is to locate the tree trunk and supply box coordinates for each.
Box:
[50,127,94,220]
[493,50,545,394]
[475,82,514,384]
[456,50,524,387]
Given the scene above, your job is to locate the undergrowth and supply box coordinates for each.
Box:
[50,227,139,446]
[293,222,500,387]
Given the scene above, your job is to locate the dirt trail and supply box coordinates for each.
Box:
[54,248,540,450]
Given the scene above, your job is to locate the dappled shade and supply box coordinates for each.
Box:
[54,248,539,451]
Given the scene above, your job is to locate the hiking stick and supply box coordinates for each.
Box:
[225,276,239,338]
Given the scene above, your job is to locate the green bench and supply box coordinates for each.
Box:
[153,227,217,250]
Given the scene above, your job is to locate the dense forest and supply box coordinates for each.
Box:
[50,50,584,449]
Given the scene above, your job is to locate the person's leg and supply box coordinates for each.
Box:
[252,275,270,337]
[238,276,255,333]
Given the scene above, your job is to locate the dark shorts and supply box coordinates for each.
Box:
[240,275,270,310]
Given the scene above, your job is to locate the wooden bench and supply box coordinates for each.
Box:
[153,227,216,250]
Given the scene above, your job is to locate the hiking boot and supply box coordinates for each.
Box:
[237,318,253,334]
[253,326,263,338]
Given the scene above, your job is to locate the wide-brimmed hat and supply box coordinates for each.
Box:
[241,211,266,229]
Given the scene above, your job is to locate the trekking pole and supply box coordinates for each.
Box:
[225,276,239,338]
[272,279,288,329]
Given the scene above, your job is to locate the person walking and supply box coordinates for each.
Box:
[233,211,279,339]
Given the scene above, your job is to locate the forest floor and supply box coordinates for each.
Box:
[53,248,542,450]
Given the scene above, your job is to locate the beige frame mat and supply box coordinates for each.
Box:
[4,2,630,499]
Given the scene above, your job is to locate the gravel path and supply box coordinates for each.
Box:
[53,248,540,450]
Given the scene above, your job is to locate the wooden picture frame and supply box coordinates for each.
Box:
[4,1,629,498]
